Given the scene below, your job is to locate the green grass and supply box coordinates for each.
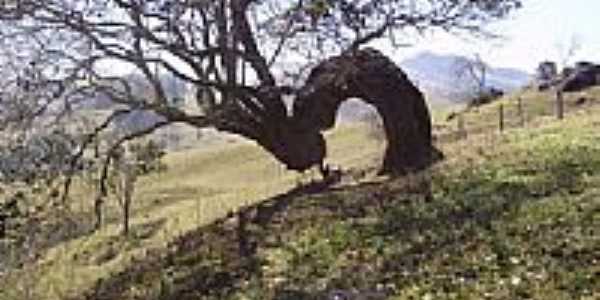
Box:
[66,109,600,299]
[0,124,383,300]
[433,86,600,140]
[254,110,599,300]
[2,87,600,300]
[239,104,599,300]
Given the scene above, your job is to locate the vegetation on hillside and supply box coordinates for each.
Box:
[2,87,599,300]
[74,94,600,300]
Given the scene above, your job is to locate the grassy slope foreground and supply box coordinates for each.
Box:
[2,88,600,299]
[0,125,383,300]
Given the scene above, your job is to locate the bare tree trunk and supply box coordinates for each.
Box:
[94,194,103,230]
[121,166,135,236]
[217,0,238,105]
[499,104,504,132]
[0,213,6,239]
[123,197,130,235]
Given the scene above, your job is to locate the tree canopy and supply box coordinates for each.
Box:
[0,0,523,199]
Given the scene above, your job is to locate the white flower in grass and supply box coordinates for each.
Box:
[511,275,521,286]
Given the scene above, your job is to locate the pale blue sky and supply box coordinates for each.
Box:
[102,1,599,77]
[387,0,600,72]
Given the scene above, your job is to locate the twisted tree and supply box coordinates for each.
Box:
[0,0,522,199]
[294,47,441,175]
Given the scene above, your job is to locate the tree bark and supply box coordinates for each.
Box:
[212,48,441,176]
[293,48,442,175]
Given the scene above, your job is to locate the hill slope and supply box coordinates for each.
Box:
[75,96,600,300]
[2,88,600,300]
[401,51,531,105]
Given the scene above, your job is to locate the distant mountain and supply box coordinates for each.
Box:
[75,73,190,135]
[400,51,532,106]
[78,73,190,110]
[77,53,530,126]
[335,51,531,123]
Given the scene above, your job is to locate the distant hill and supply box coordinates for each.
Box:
[78,73,190,110]
[76,53,530,126]
[76,73,190,140]
[400,51,531,106]
[335,51,531,123]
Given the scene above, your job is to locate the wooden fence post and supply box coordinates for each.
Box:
[555,90,564,119]
[499,104,504,132]
[517,97,524,127]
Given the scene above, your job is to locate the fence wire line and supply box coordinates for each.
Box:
[434,93,591,144]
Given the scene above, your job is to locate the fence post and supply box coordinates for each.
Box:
[498,104,504,132]
[517,97,524,127]
[555,90,564,119]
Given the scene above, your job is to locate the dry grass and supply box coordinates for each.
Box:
[2,86,600,299]
[60,94,600,300]
[0,124,383,300]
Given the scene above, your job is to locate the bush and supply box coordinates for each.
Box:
[128,139,167,175]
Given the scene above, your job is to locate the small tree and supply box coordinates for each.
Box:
[129,140,167,175]
[453,53,489,103]
[101,140,166,235]
[555,34,582,72]
[113,156,137,236]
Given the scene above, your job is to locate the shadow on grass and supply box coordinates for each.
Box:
[75,144,598,300]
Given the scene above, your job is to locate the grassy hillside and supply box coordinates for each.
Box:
[0,124,384,300]
[2,87,600,300]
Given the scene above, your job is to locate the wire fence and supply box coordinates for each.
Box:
[2,88,598,299]
[433,90,594,144]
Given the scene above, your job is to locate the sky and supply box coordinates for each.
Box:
[384,0,600,73]
[99,0,599,78]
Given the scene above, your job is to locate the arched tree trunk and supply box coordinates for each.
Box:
[293,48,442,175]
[213,48,440,176]
[223,2,439,175]
[213,90,326,173]
[367,76,435,174]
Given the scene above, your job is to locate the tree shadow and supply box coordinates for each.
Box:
[76,161,588,300]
